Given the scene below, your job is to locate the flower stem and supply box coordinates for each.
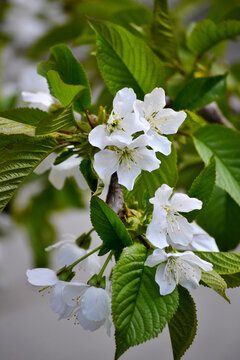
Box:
[97,251,113,279]
[86,228,94,237]
[68,245,101,271]
[84,110,94,129]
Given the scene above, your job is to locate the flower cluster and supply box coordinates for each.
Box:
[27,236,111,334]
[145,184,217,295]
[89,88,186,190]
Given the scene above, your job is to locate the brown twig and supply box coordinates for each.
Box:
[84,110,94,129]
[106,172,125,219]
[198,102,233,128]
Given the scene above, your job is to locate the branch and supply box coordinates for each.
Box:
[198,102,233,128]
[106,172,125,219]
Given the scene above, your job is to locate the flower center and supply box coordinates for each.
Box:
[107,112,124,134]
[117,148,138,170]
[145,110,167,133]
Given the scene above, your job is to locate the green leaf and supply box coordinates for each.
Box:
[75,0,150,21]
[197,186,240,251]
[36,105,77,135]
[124,144,178,205]
[47,70,86,107]
[0,108,48,127]
[0,117,35,136]
[90,20,165,99]
[80,158,98,192]
[187,19,240,55]
[168,286,197,360]
[112,7,153,27]
[222,273,240,288]
[28,21,84,59]
[201,270,229,302]
[193,124,240,206]
[150,0,178,61]
[196,251,240,275]
[0,135,58,213]
[174,75,227,111]
[90,196,132,255]
[186,156,216,222]
[38,44,91,111]
[112,244,179,359]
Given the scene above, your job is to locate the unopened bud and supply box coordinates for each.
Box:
[75,232,92,250]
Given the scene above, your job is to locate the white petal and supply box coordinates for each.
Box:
[93,149,118,180]
[154,108,186,135]
[86,252,102,275]
[155,263,176,295]
[34,153,56,175]
[72,165,88,190]
[146,218,168,249]
[128,134,149,149]
[88,125,110,150]
[121,113,146,134]
[144,88,166,114]
[134,148,160,172]
[150,184,173,206]
[45,234,75,251]
[147,129,172,155]
[49,167,66,190]
[26,268,58,286]
[57,156,81,171]
[117,161,141,190]
[145,249,168,267]
[62,281,89,307]
[81,287,111,322]
[133,100,151,132]
[49,156,82,190]
[50,282,73,319]
[178,251,213,272]
[107,131,133,148]
[170,193,202,212]
[178,262,201,291]
[58,243,86,268]
[22,91,55,108]
[167,215,193,246]
[113,88,136,116]
[77,308,105,331]
[104,316,112,337]
[190,223,219,251]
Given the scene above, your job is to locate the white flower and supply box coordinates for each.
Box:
[62,283,111,333]
[22,91,57,111]
[48,155,88,190]
[145,249,213,295]
[134,88,186,155]
[93,135,160,190]
[146,184,202,248]
[45,234,101,275]
[26,269,111,333]
[171,222,219,252]
[35,154,88,191]
[89,88,144,150]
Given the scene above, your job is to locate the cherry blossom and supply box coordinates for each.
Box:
[34,153,88,191]
[146,184,202,248]
[145,249,213,295]
[134,88,186,155]
[93,135,160,190]
[89,88,144,150]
